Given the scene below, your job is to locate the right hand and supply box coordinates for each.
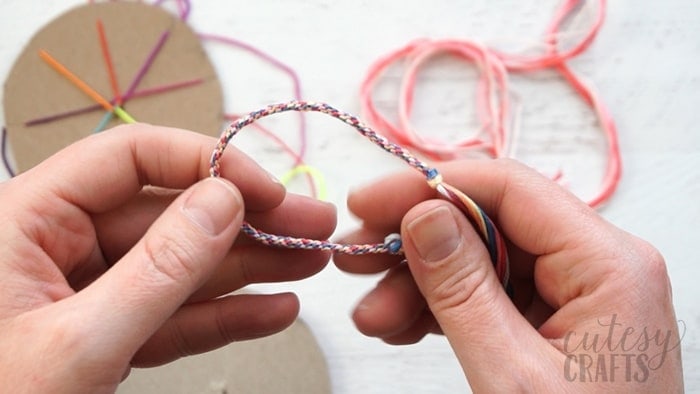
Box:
[335,159,684,392]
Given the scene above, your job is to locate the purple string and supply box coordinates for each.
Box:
[178,0,191,21]
[152,0,191,21]
[1,127,15,177]
[26,104,103,126]
[24,78,205,126]
[200,33,307,164]
[122,30,171,99]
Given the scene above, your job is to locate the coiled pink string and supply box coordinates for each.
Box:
[360,0,620,208]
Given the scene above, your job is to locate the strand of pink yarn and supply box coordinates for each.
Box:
[360,0,620,208]
[198,33,308,165]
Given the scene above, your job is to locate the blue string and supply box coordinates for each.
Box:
[94,112,114,133]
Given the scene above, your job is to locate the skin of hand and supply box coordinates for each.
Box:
[335,159,684,392]
[0,124,336,393]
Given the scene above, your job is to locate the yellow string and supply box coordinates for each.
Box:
[279,164,328,201]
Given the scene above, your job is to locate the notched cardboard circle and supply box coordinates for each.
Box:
[4,2,223,172]
[117,320,331,394]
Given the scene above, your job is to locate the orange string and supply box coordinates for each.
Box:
[39,49,114,112]
[96,19,123,105]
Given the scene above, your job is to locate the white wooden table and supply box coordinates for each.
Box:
[1,1,698,392]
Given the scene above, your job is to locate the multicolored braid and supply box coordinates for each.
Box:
[209,101,512,294]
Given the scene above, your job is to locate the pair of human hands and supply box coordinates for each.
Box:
[0,125,683,392]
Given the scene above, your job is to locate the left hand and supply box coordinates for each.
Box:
[0,124,336,392]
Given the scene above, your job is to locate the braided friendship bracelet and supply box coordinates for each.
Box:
[209,101,511,293]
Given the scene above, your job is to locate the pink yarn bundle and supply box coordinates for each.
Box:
[360,0,620,207]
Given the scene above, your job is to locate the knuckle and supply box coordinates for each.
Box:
[427,252,493,314]
[142,233,199,287]
[632,238,670,286]
[168,318,194,358]
[215,301,236,345]
[611,235,672,304]
[636,239,666,269]
[235,248,254,286]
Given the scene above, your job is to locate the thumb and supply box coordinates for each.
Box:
[401,200,557,389]
[79,177,244,357]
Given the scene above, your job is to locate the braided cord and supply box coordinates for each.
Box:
[209,101,511,293]
[210,101,432,178]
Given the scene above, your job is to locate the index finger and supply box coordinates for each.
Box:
[21,123,285,213]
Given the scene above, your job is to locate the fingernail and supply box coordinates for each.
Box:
[355,290,379,312]
[407,206,461,262]
[348,183,371,200]
[267,170,284,187]
[300,194,336,211]
[182,178,241,235]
